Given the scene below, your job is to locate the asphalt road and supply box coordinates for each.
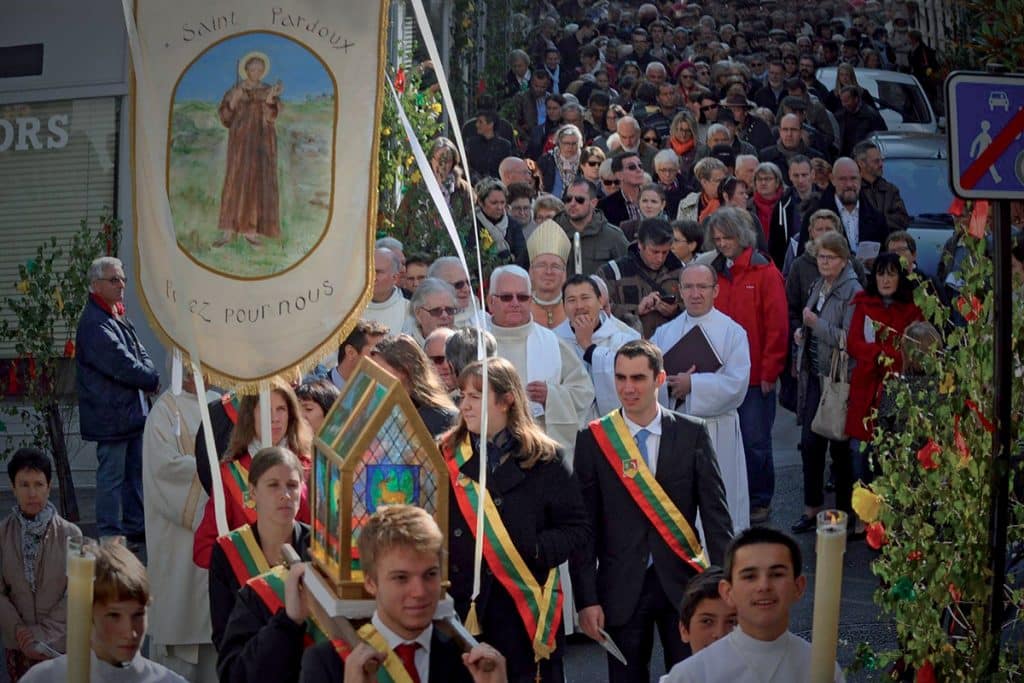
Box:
[0,406,895,683]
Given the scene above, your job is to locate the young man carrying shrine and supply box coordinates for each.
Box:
[299,505,507,683]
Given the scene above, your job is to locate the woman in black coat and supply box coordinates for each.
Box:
[214,447,313,682]
[371,334,458,437]
[440,358,590,683]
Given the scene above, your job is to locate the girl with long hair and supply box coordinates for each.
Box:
[193,377,312,568]
[371,334,458,436]
[441,359,589,683]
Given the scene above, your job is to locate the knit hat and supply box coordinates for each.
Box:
[527,219,572,263]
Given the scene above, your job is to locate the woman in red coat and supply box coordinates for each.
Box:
[845,252,922,483]
[193,377,313,568]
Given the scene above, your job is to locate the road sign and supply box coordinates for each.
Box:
[947,71,1024,199]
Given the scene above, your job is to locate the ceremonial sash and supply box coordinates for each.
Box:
[329,624,417,683]
[444,438,563,661]
[246,566,329,646]
[216,524,270,587]
[588,411,709,573]
[222,458,258,526]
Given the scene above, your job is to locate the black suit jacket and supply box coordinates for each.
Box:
[299,628,473,683]
[798,185,890,255]
[570,409,733,627]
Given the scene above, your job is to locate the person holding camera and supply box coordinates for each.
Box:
[598,218,684,338]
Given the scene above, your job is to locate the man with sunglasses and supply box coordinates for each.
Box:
[597,150,647,227]
[487,265,595,466]
[76,257,160,543]
[558,178,629,277]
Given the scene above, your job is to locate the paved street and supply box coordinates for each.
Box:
[0,405,895,683]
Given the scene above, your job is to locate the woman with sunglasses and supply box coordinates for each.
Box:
[667,111,704,186]
[371,334,458,437]
[640,124,662,149]
[579,146,606,186]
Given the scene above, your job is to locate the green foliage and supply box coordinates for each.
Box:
[376,67,446,235]
[0,212,119,462]
[863,211,1024,678]
[947,0,1024,71]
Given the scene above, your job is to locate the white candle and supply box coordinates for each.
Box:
[66,537,96,683]
[810,510,847,683]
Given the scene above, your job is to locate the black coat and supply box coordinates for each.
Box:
[570,409,733,627]
[836,103,887,157]
[447,434,590,683]
[208,522,310,651]
[217,578,309,683]
[299,627,474,683]
[798,185,891,254]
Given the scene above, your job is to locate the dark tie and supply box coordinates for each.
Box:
[634,428,651,466]
[394,642,421,683]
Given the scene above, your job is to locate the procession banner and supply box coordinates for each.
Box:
[129,1,386,386]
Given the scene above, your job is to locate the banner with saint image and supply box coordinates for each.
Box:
[129,0,385,385]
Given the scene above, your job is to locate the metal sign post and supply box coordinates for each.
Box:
[946,69,1019,677]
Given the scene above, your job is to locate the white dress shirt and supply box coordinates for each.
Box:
[621,406,663,474]
[371,611,433,683]
[834,195,860,248]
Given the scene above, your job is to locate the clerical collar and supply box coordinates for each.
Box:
[685,309,715,323]
[533,293,562,306]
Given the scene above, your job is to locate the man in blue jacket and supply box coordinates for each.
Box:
[76,257,159,542]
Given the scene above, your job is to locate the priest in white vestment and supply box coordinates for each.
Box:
[486,265,596,470]
[363,248,410,333]
[142,376,221,681]
[555,274,640,418]
[651,264,751,532]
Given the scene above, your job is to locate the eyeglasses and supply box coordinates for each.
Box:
[419,305,457,317]
[449,279,470,290]
[565,195,590,204]
[643,136,659,144]
[532,261,566,272]
[623,163,643,171]
[602,179,620,186]
[98,276,126,285]
[492,293,531,303]
[428,355,448,365]
[681,283,716,291]
[700,105,718,112]
[816,254,841,263]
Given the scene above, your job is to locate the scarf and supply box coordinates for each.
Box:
[475,209,511,254]
[669,136,695,157]
[752,187,783,237]
[90,292,126,317]
[554,150,581,193]
[698,196,721,223]
[15,501,55,592]
[436,172,456,206]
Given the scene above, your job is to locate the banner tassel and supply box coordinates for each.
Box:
[464,600,481,636]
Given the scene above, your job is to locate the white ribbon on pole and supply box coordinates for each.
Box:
[121,0,228,535]
[400,0,494,616]
[259,384,272,448]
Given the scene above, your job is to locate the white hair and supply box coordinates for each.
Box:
[410,277,457,310]
[375,236,403,253]
[87,257,124,292]
[653,148,679,169]
[427,256,467,279]
[374,248,399,275]
[489,264,531,295]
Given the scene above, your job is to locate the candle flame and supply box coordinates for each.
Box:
[826,510,841,525]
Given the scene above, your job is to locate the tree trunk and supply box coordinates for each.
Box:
[44,401,79,521]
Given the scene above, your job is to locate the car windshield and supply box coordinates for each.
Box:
[882,158,953,217]
[874,80,932,124]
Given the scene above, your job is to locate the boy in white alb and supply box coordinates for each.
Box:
[662,527,844,683]
[22,541,186,682]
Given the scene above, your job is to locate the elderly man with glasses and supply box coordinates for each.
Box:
[76,256,160,544]
[486,265,594,468]
[427,256,482,329]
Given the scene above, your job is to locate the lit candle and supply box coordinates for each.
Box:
[810,510,847,683]
[66,537,96,683]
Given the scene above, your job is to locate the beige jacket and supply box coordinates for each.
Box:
[0,511,81,651]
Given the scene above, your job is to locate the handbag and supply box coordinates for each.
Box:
[811,333,850,440]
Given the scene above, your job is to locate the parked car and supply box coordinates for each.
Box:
[818,67,940,134]
[867,131,953,277]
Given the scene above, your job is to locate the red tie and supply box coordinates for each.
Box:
[394,642,421,683]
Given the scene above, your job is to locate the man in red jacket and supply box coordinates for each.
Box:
[704,208,789,524]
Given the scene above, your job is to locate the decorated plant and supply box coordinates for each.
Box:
[852,203,1023,679]
[0,212,120,520]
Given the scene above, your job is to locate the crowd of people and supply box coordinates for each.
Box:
[5,1,1024,682]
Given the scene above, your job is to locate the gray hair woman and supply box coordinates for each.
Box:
[792,231,862,534]
[751,161,799,269]
[539,124,584,198]
[409,277,459,345]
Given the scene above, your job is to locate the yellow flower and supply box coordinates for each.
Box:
[430,102,443,115]
[939,372,955,394]
[405,155,415,167]
[16,280,29,294]
[852,484,883,523]
[410,170,422,184]
[480,229,494,251]
[382,127,391,136]
[53,287,64,312]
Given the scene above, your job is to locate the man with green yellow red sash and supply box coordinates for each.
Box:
[299,505,508,683]
[570,339,733,683]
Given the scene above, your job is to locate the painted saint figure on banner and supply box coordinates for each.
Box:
[213,51,283,247]
[169,31,336,278]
